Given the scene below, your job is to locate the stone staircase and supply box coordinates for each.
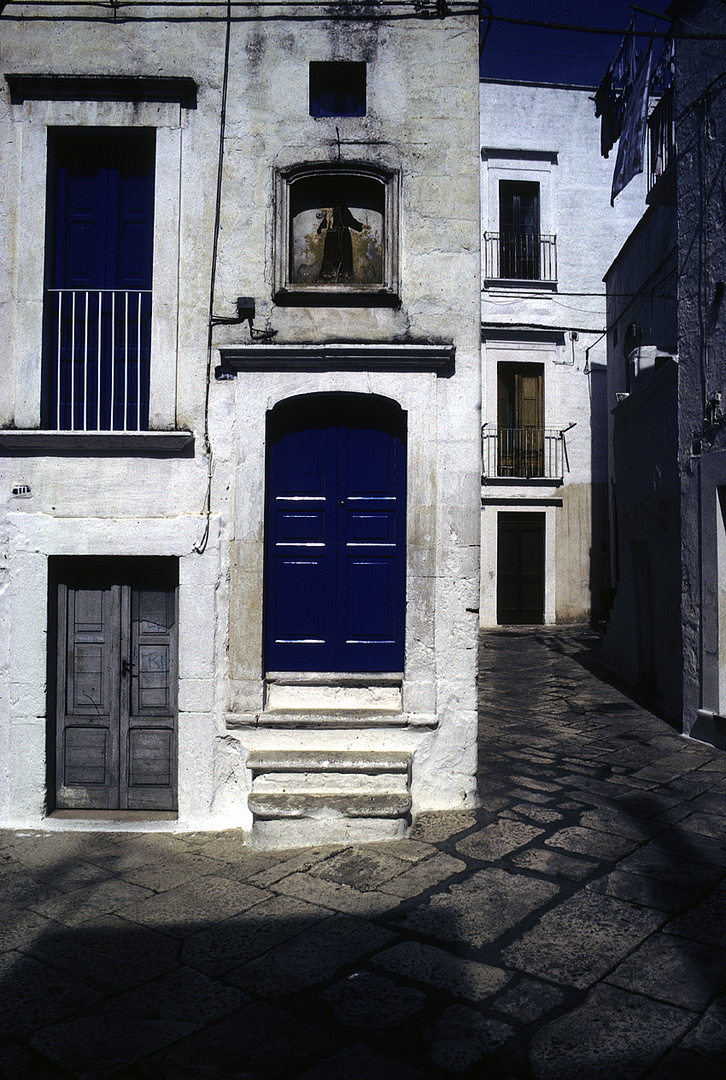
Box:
[247,749,412,847]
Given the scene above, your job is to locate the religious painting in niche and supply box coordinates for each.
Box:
[290,173,384,286]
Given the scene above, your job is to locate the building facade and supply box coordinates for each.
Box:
[479,80,644,627]
[601,0,726,745]
[0,0,482,842]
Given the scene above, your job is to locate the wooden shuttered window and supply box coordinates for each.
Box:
[497,363,544,477]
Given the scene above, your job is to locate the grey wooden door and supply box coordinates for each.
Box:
[54,560,177,811]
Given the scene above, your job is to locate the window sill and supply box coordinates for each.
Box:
[483,278,557,291]
[0,430,194,455]
[274,286,400,308]
[482,475,563,487]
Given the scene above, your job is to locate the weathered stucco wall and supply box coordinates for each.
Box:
[600,199,680,716]
[674,0,726,735]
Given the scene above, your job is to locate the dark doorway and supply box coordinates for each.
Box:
[497,513,545,624]
[50,557,177,811]
[265,394,406,673]
[499,180,540,280]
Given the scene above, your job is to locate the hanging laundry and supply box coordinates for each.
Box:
[595,65,618,157]
[650,36,675,95]
[595,17,639,159]
[611,40,654,203]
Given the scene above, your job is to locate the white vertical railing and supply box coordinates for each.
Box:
[483,233,558,283]
[47,289,151,431]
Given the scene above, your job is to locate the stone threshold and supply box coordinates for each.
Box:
[43,811,179,831]
[263,671,404,716]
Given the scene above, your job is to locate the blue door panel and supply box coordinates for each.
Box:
[277,427,328,497]
[344,427,396,496]
[276,559,327,637]
[346,511,395,543]
[266,395,406,673]
[271,558,332,670]
[278,512,326,543]
[343,559,397,639]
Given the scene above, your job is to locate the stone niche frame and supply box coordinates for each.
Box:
[274,162,400,304]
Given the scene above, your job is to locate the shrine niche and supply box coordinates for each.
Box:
[275,164,398,300]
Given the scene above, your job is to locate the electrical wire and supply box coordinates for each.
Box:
[194,0,231,555]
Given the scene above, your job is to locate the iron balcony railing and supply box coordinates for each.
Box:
[45,289,152,431]
[648,88,675,191]
[482,427,564,480]
[483,232,557,283]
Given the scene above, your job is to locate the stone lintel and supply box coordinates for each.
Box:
[217,343,455,375]
[5,73,198,108]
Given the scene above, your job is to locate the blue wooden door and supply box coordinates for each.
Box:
[44,131,155,430]
[265,395,406,672]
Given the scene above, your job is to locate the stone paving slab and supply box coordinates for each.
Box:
[393,867,560,948]
[21,913,180,994]
[319,970,427,1033]
[4,628,726,1077]
[528,983,695,1079]
[149,1001,337,1080]
[370,940,512,1002]
[30,968,250,1074]
[500,891,666,989]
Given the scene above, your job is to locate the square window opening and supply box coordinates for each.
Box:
[310,62,366,117]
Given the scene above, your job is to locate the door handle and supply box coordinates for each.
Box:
[122,659,135,677]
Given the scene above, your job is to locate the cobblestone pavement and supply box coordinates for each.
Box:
[3,628,726,1079]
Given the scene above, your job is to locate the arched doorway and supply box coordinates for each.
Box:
[265,393,406,672]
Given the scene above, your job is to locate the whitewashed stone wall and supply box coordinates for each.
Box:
[0,2,481,836]
[479,80,645,626]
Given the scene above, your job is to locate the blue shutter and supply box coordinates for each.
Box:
[44,131,154,430]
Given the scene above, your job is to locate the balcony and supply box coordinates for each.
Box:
[483,232,557,284]
[44,289,151,431]
[482,427,564,481]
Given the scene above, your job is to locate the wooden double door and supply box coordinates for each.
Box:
[52,558,177,811]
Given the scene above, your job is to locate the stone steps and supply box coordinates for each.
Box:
[247,750,412,847]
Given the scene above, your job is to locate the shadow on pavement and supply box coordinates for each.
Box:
[3,629,726,1078]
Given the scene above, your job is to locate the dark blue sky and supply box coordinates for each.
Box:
[479,1,671,86]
